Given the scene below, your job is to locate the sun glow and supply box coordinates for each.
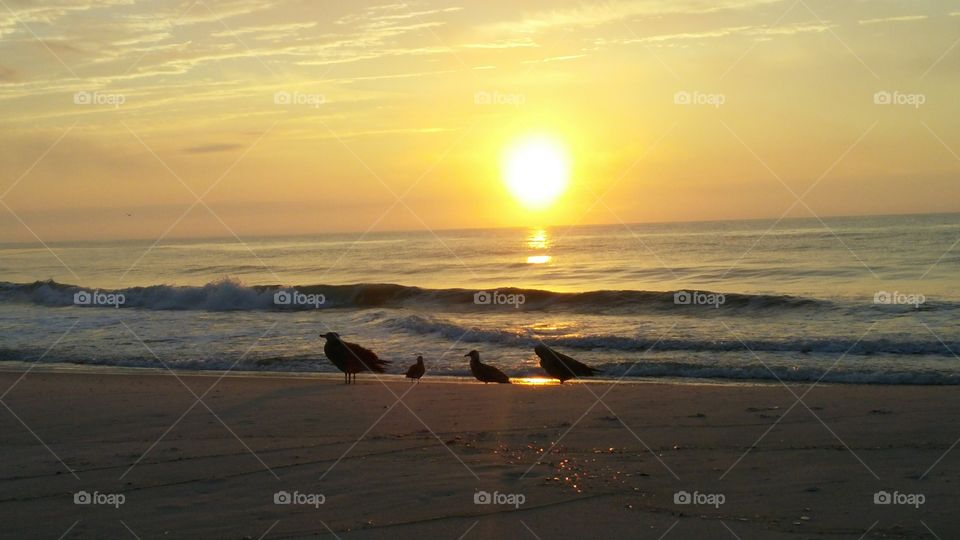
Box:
[502,137,570,210]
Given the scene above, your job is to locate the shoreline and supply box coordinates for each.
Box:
[0,360,897,388]
[0,360,956,388]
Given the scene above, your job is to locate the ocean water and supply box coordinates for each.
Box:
[1,213,958,384]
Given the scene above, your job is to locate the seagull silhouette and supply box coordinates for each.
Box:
[465,350,510,384]
[321,332,390,384]
[405,355,425,382]
[534,344,600,383]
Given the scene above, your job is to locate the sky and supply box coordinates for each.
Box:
[0,0,958,242]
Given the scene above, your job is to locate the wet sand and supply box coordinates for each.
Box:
[0,370,958,539]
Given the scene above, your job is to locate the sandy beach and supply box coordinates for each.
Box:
[0,369,957,539]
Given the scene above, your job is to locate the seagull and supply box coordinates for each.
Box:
[534,344,600,383]
[405,355,425,382]
[465,350,510,384]
[321,332,390,384]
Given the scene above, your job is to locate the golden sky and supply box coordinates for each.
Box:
[0,0,958,241]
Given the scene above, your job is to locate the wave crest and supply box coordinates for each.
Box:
[389,314,960,355]
[0,279,835,313]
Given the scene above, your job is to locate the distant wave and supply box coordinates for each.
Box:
[0,279,837,313]
[390,314,960,356]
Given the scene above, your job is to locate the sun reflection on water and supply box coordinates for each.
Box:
[527,228,549,249]
[525,228,552,264]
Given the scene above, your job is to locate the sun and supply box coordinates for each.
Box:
[502,136,570,210]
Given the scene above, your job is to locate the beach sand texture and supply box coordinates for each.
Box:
[1,371,957,539]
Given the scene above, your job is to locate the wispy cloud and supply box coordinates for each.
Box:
[209,21,317,39]
[608,22,834,46]
[858,15,928,25]
[485,0,783,35]
[462,38,539,50]
[521,53,587,64]
[181,143,244,154]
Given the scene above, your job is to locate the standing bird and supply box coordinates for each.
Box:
[465,350,511,384]
[321,332,390,384]
[405,355,425,382]
[534,344,600,383]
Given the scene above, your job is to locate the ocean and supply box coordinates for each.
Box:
[1,213,958,384]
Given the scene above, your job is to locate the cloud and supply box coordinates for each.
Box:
[462,38,539,49]
[175,0,282,27]
[0,65,16,81]
[181,143,244,154]
[858,15,928,25]
[486,0,783,34]
[209,21,317,39]
[111,32,173,48]
[336,4,463,26]
[0,0,135,37]
[521,53,587,64]
[610,22,835,45]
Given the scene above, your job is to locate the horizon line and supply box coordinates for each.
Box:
[1,209,957,247]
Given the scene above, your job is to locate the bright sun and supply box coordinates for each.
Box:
[502,136,570,210]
